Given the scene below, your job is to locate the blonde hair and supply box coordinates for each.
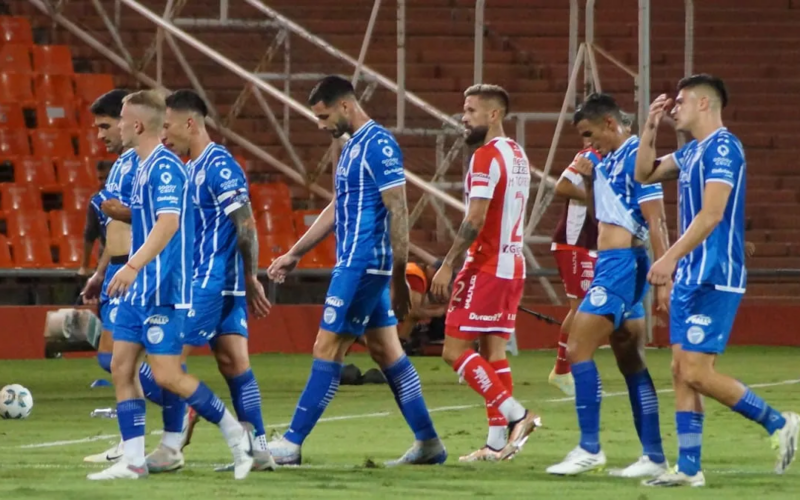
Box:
[123,89,166,130]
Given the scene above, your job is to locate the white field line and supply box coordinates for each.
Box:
[15,378,800,450]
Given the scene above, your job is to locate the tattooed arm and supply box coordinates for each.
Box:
[229,203,271,317]
[380,185,412,320]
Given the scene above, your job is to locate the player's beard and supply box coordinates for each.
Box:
[464,125,489,146]
[330,118,353,139]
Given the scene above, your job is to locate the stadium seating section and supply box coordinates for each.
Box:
[8,0,800,301]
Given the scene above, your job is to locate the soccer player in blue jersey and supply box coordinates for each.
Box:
[635,74,800,487]
[546,93,671,477]
[87,90,254,481]
[267,75,446,466]
[142,89,275,473]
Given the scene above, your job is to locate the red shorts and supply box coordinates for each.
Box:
[444,268,524,340]
[553,247,597,300]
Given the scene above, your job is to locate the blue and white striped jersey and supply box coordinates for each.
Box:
[672,127,746,292]
[127,144,193,308]
[187,142,249,295]
[88,191,109,242]
[593,135,663,240]
[101,148,137,209]
[334,120,405,274]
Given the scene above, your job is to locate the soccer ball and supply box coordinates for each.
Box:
[0,384,34,419]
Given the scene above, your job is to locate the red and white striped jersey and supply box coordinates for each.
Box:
[463,137,530,280]
[551,148,600,251]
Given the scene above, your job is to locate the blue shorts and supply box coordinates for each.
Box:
[578,247,650,329]
[184,289,248,348]
[624,301,646,322]
[321,267,398,337]
[113,301,188,356]
[99,260,125,331]
[670,284,743,354]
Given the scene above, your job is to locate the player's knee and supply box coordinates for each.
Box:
[149,363,183,393]
[676,359,707,391]
[215,350,249,378]
[110,356,134,388]
[312,332,344,361]
[441,342,465,367]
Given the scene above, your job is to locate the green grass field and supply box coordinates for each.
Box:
[1,347,799,499]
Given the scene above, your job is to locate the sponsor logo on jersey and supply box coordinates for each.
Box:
[325,296,344,308]
[686,314,712,326]
[469,312,503,322]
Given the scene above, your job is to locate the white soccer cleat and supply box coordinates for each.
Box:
[145,444,184,473]
[548,369,575,397]
[86,459,148,480]
[230,424,255,480]
[546,446,607,475]
[772,411,800,474]
[215,448,278,472]
[83,439,123,463]
[385,438,448,466]
[608,456,669,478]
[458,446,502,462]
[267,436,302,466]
[642,466,706,487]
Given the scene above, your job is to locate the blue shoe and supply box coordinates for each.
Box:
[385,438,447,466]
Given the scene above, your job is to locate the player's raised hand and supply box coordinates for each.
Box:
[267,253,299,284]
[80,271,104,305]
[647,94,673,126]
[430,262,454,303]
[572,156,595,177]
[647,255,677,287]
[107,263,138,298]
[245,275,272,318]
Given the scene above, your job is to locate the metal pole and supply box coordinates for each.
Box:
[252,88,307,175]
[584,0,596,96]
[685,0,694,77]
[352,0,381,89]
[474,0,485,84]
[90,0,134,68]
[114,0,122,28]
[283,30,291,138]
[638,0,653,341]
[220,0,228,22]
[396,0,405,130]
[568,0,579,101]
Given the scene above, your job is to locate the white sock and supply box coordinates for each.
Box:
[161,431,183,451]
[498,397,526,423]
[254,433,268,452]
[486,426,507,450]
[123,436,145,467]
[218,409,245,447]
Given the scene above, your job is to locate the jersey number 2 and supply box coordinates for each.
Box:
[511,191,525,243]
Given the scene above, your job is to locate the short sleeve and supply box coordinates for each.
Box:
[208,156,250,216]
[703,137,744,188]
[671,141,694,170]
[366,134,405,192]
[629,153,663,204]
[469,147,501,199]
[150,160,185,216]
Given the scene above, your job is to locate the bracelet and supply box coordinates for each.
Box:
[126,262,139,272]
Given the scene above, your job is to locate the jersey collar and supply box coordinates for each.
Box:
[189,141,216,167]
[697,127,727,146]
[350,119,375,141]
[140,143,164,168]
[609,135,637,159]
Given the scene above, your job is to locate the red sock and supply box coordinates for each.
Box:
[555,331,571,374]
[486,359,513,426]
[455,350,511,412]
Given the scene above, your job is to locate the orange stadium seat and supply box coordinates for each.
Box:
[36,102,78,130]
[49,210,85,242]
[10,234,53,268]
[73,74,115,106]
[0,44,31,74]
[78,128,108,158]
[0,102,25,129]
[13,156,57,186]
[6,210,49,239]
[0,73,34,106]
[292,210,336,268]
[258,233,294,268]
[0,17,34,47]
[0,128,30,156]
[62,186,93,213]
[33,74,75,104]
[0,234,13,267]
[250,182,292,213]
[255,210,295,237]
[57,235,83,267]
[0,183,42,211]
[54,157,97,188]
[31,129,75,157]
[31,45,74,75]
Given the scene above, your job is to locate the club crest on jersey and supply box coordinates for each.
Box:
[323,307,337,324]
[589,286,607,307]
[146,326,164,345]
[349,144,361,160]
[119,159,133,177]
[687,326,705,345]
[195,168,206,186]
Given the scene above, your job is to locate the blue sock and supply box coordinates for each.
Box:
[284,359,342,446]
[383,355,438,441]
[226,369,266,438]
[625,369,665,463]
[185,381,226,425]
[162,364,187,434]
[117,398,146,441]
[732,387,787,435]
[97,352,112,373]
[572,360,602,454]
[139,363,163,406]
[676,411,704,476]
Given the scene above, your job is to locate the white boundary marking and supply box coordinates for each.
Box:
[15,378,800,450]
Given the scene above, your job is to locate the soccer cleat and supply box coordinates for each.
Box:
[385,438,448,466]
[772,411,800,474]
[498,411,541,461]
[546,446,607,475]
[642,466,706,487]
[83,439,123,463]
[548,369,575,397]
[215,449,278,472]
[230,423,256,480]
[145,444,184,473]
[267,436,302,466]
[180,407,199,451]
[458,446,502,462]
[608,456,669,478]
[87,460,148,480]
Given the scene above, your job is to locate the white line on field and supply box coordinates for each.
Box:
[16,378,800,450]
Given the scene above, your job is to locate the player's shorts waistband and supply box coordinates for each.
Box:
[110,255,129,265]
[596,246,648,257]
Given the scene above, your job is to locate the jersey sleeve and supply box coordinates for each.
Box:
[365,134,405,192]
[84,197,102,242]
[469,147,501,199]
[628,153,664,204]
[671,141,694,170]
[150,160,185,216]
[703,136,744,188]
[208,156,250,216]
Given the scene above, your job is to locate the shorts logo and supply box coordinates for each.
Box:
[589,286,607,307]
[469,312,503,322]
[109,307,118,324]
[188,309,196,318]
[580,279,591,292]
[147,326,164,345]
[145,315,169,325]
[240,319,247,329]
[687,314,712,326]
[323,307,337,325]
[325,296,344,307]
[687,326,705,345]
